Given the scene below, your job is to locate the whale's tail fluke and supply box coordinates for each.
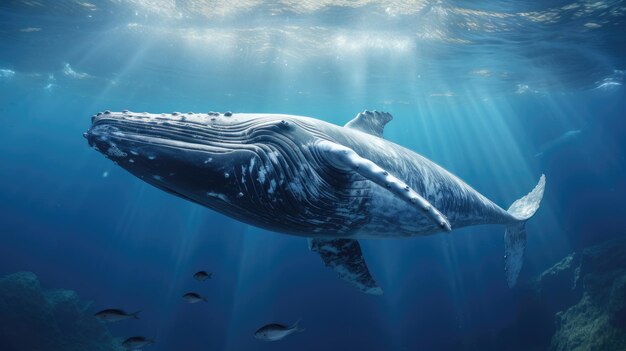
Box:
[504,174,546,287]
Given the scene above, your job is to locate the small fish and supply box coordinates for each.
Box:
[122,336,154,349]
[254,319,304,341]
[182,292,208,303]
[193,270,212,281]
[94,308,140,322]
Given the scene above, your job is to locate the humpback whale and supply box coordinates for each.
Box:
[85,110,545,295]
[535,129,582,158]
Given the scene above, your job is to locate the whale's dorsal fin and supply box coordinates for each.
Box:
[308,238,383,295]
[315,140,452,232]
[344,110,393,138]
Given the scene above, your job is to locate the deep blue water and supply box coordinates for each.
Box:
[1,1,625,350]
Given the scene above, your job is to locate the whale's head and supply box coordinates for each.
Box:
[84,110,360,235]
[85,110,293,205]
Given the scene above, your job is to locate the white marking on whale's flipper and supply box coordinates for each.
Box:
[504,174,546,287]
[308,238,383,295]
[315,140,452,232]
[344,110,393,138]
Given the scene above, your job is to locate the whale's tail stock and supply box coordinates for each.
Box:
[504,174,546,287]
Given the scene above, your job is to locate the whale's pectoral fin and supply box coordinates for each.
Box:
[315,140,452,231]
[308,238,383,295]
[344,110,393,138]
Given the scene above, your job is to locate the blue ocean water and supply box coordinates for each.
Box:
[0,1,625,350]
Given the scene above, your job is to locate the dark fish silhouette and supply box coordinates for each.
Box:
[193,271,212,281]
[122,336,154,349]
[254,319,304,341]
[182,292,208,303]
[94,308,140,322]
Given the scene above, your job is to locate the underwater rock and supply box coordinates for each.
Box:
[535,252,583,314]
[549,239,626,351]
[551,292,626,351]
[537,252,579,290]
[0,271,124,351]
[448,239,626,350]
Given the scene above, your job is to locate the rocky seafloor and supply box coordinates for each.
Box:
[452,238,626,350]
[545,239,626,351]
[0,271,123,351]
